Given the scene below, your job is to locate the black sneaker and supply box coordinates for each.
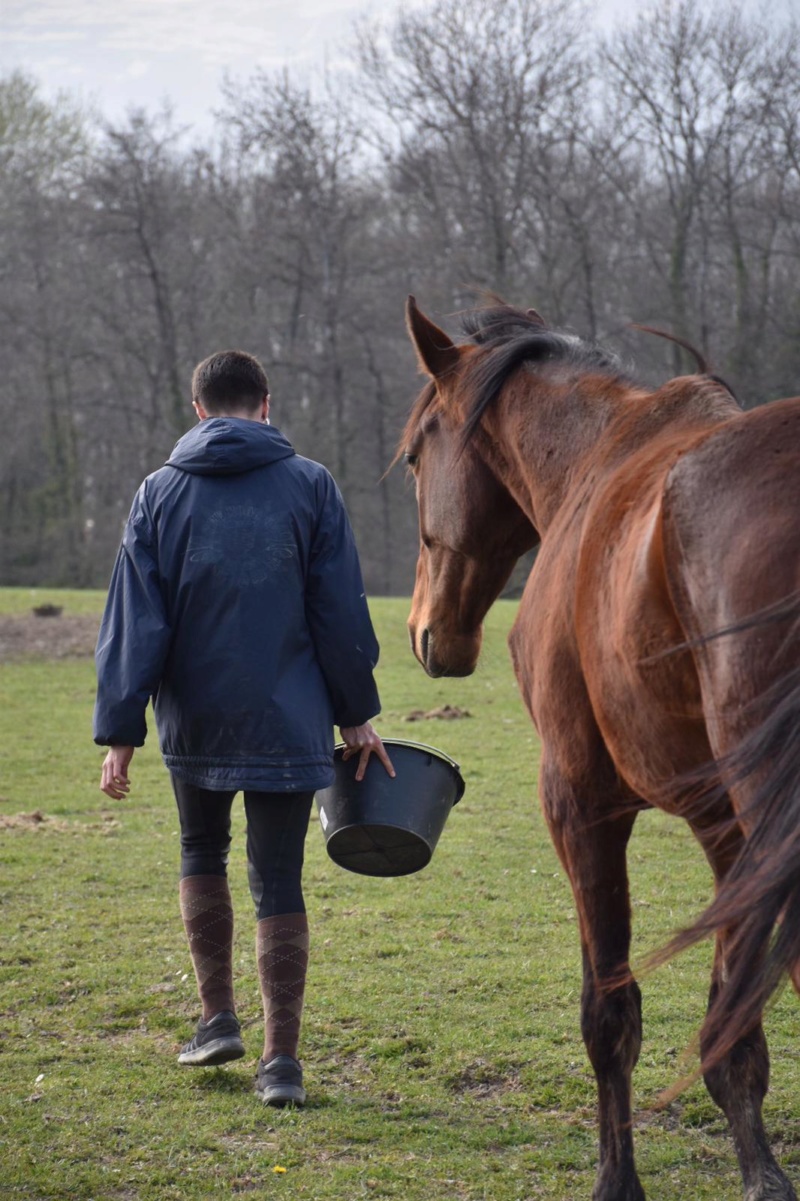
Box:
[177,1010,245,1066]
[255,1054,306,1106]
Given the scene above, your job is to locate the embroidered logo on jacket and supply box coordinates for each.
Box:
[188,505,294,585]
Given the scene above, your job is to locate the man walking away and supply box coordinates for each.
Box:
[94,350,393,1106]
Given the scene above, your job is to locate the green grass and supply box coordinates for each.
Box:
[0,586,108,616]
[1,593,798,1199]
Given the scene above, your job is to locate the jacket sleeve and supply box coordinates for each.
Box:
[305,472,381,728]
[93,487,172,747]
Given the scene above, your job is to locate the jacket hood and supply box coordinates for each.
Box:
[165,418,296,476]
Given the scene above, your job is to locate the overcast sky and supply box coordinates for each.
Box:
[1,0,645,134]
[1,0,794,135]
[0,0,419,132]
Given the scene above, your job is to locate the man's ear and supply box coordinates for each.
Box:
[192,400,207,421]
[263,394,270,423]
[405,295,460,380]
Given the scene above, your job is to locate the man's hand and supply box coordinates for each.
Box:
[100,746,135,799]
[339,722,395,782]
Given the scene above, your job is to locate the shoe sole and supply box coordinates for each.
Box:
[256,1083,306,1107]
[177,1036,246,1066]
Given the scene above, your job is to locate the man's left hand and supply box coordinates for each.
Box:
[339,722,395,782]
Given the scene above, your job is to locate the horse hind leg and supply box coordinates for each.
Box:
[700,945,797,1201]
[691,819,798,1201]
[545,779,645,1201]
[581,944,645,1201]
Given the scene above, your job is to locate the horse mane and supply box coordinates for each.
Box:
[398,300,731,460]
[396,303,625,465]
[458,303,625,445]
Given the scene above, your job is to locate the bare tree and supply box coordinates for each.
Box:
[0,72,94,584]
[357,0,589,304]
[2,0,800,588]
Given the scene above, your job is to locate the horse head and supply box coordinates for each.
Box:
[402,296,538,678]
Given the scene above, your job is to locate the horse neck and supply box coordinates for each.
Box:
[475,371,640,534]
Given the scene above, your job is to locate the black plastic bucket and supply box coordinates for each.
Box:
[315,739,465,877]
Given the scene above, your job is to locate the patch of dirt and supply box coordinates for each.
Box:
[0,809,120,834]
[403,703,472,721]
[0,613,100,662]
[447,1059,522,1098]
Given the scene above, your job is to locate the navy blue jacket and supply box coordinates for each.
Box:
[93,418,381,792]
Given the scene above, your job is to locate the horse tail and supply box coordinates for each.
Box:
[655,602,800,1070]
[630,323,709,374]
[631,321,741,404]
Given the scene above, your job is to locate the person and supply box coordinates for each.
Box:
[93,349,394,1107]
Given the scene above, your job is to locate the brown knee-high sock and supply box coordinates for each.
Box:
[179,875,236,1021]
[256,913,309,1062]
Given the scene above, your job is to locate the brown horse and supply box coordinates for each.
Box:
[402,296,800,1201]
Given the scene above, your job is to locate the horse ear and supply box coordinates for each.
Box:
[527,308,547,327]
[405,295,460,380]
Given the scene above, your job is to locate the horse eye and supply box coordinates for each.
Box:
[405,452,419,468]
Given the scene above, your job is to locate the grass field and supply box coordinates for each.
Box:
[1,590,798,1200]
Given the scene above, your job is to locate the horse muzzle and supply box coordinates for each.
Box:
[409,621,480,678]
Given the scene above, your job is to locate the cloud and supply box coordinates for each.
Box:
[125,59,151,79]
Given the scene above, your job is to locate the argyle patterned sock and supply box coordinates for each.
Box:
[256,912,309,1062]
[179,875,236,1021]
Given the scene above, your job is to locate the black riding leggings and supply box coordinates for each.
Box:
[170,775,314,919]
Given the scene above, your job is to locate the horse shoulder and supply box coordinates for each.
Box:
[573,435,714,800]
[509,510,611,783]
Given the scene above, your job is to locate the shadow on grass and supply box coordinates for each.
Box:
[192,1068,255,1095]
[190,1068,339,1114]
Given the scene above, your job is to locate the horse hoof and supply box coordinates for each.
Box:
[743,1168,798,1201]
[592,1171,646,1201]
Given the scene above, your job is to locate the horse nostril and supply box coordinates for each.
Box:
[420,627,430,664]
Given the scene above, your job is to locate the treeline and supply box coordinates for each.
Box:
[2,0,799,593]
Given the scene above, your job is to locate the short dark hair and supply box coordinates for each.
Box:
[191,350,269,414]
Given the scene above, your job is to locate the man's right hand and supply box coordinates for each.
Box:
[339,722,395,782]
[100,746,135,799]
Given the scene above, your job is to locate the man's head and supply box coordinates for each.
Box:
[191,350,270,421]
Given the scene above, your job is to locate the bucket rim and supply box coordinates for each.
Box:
[333,737,462,772]
[331,738,465,804]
